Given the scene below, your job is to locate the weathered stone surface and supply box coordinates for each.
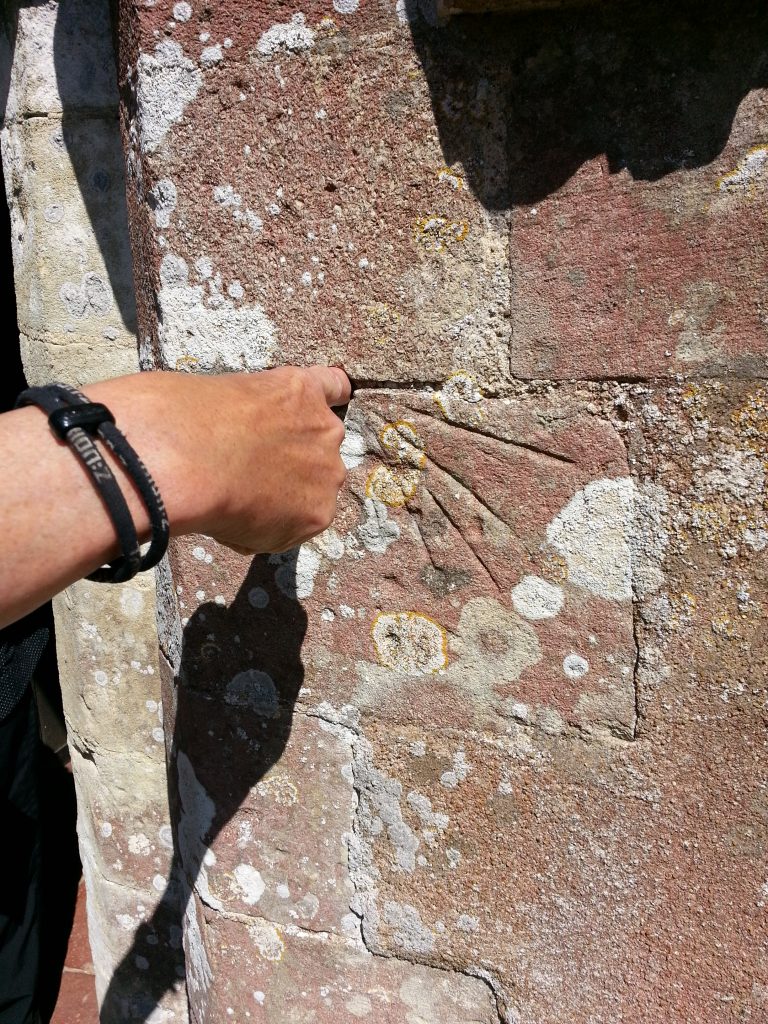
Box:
[188,897,500,1023]
[116,0,768,1020]
[2,112,137,343]
[121,0,510,387]
[174,702,357,934]
[343,382,768,1023]
[80,845,187,1021]
[3,2,176,1019]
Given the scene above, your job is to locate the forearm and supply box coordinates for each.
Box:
[0,374,199,628]
[0,366,350,629]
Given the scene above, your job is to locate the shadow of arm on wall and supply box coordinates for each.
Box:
[53,0,138,333]
[98,555,308,1022]
[406,0,768,208]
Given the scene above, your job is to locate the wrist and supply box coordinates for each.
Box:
[83,371,226,542]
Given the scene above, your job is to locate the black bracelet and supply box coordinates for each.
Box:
[16,383,169,584]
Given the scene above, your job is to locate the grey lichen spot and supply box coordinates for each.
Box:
[256,13,315,58]
[357,497,400,554]
[149,178,178,228]
[60,273,113,318]
[353,737,419,873]
[136,40,203,154]
[383,901,435,955]
[439,750,470,790]
[225,670,279,717]
[456,913,479,932]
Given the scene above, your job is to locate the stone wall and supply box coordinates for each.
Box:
[0,3,184,1019]
[19,0,764,1019]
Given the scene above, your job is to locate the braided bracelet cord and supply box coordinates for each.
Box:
[16,384,169,584]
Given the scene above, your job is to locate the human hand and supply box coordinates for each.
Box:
[88,365,352,555]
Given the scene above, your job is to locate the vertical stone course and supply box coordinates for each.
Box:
[1,3,184,1019]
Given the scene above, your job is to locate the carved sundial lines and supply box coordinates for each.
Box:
[301,389,637,739]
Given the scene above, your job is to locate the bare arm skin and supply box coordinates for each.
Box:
[0,366,351,628]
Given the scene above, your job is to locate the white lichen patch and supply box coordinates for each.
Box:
[406,791,449,831]
[718,146,768,194]
[225,670,279,716]
[256,13,315,58]
[511,575,564,620]
[563,653,589,679]
[173,2,192,21]
[547,477,635,602]
[149,178,177,228]
[200,43,223,67]
[383,901,435,955]
[247,921,285,961]
[233,863,266,905]
[213,183,262,234]
[157,253,276,371]
[351,736,420,874]
[371,612,447,675]
[60,272,113,318]
[357,497,400,554]
[270,545,321,600]
[136,40,203,153]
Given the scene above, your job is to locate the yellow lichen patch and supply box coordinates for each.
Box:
[365,302,401,333]
[711,614,738,639]
[371,611,448,675]
[717,146,768,195]
[315,15,339,36]
[379,420,426,468]
[437,166,466,191]
[681,382,708,422]
[366,464,420,507]
[688,501,732,544]
[413,215,469,254]
[175,354,199,370]
[731,388,768,464]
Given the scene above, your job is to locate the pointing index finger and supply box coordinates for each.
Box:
[309,365,352,407]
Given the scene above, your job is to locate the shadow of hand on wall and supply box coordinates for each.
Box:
[99,555,307,1022]
[406,0,768,208]
[53,0,138,333]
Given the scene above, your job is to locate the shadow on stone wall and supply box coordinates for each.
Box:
[53,0,138,332]
[407,0,768,208]
[100,557,307,1022]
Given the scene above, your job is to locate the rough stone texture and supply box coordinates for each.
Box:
[1,3,181,1020]
[119,0,767,1021]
